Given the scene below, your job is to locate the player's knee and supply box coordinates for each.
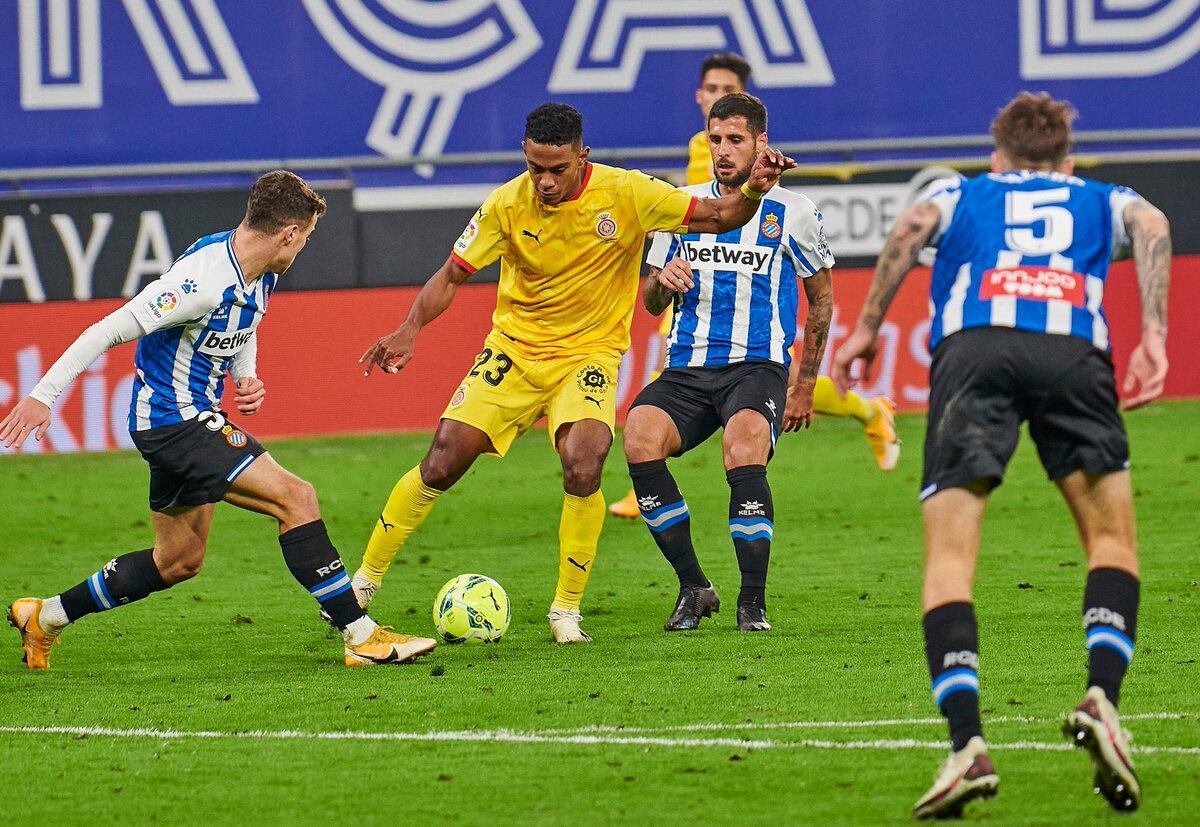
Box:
[623,411,668,463]
[281,477,320,524]
[420,450,461,491]
[561,450,605,495]
[157,539,206,583]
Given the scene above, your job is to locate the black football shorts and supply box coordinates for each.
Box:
[130,410,266,513]
[921,327,1129,500]
[630,360,788,457]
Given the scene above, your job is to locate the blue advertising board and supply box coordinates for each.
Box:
[2,0,1199,171]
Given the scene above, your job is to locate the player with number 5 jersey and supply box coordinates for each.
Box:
[834,93,1171,819]
[357,103,796,644]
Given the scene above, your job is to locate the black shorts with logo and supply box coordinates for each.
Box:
[922,327,1129,500]
[130,411,266,513]
[630,360,788,457]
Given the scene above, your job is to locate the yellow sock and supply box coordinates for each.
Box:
[360,466,442,584]
[553,491,605,611]
[812,375,874,423]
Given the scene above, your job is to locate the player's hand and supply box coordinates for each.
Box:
[832,325,879,395]
[656,257,694,293]
[0,397,51,449]
[234,377,266,416]
[360,321,419,376]
[746,146,796,194]
[783,379,814,432]
[1122,329,1168,410]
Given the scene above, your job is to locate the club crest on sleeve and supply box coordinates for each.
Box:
[595,211,617,239]
[450,386,467,407]
[760,213,782,239]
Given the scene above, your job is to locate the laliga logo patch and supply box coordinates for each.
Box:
[450,386,467,407]
[760,213,782,239]
[454,219,478,253]
[145,289,180,321]
[595,211,617,239]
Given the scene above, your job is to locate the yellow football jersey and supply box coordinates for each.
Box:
[686,130,712,186]
[452,162,697,359]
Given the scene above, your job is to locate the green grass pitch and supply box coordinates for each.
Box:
[1,402,1197,824]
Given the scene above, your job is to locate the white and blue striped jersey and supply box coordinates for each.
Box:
[647,181,834,369]
[127,230,275,431]
[920,171,1142,352]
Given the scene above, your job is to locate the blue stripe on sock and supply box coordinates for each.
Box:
[1086,625,1134,662]
[647,510,690,533]
[932,667,979,704]
[86,575,107,611]
[316,580,354,602]
[95,571,115,608]
[731,529,772,542]
[309,571,348,594]
[729,517,774,528]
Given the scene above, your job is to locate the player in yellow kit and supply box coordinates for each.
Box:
[608,53,900,519]
[357,103,795,643]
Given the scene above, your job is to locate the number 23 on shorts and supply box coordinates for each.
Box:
[468,348,514,387]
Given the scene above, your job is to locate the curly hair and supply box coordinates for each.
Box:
[524,103,584,146]
[991,92,1077,166]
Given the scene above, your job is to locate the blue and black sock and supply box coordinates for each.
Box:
[58,549,169,622]
[924,601,983,752]
[628,460,707,588]
[727,464,773,609]
[1083,567,1139,707]
[279,519,364,630]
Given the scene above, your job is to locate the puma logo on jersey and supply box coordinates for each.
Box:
[584,395,602,408]
[681,240,772,273]
[522,229,543,244]
[567,557,590,572]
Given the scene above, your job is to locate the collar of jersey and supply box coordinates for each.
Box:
[225,230,247,289]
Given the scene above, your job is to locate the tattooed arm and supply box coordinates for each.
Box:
[831,201,941,393]
[784,268,833,432]
[1121,199,1172,409]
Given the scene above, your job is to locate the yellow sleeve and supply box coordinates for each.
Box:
[686,131,711,186]
[628,170,698,235]
[451,189,508,273]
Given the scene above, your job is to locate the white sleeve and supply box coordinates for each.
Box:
[785,203,836,277]
[29,307,144,407]
[1109,185,1144,256]
[228,331,258,381]
[914,176,963,246]
[645,230,679,270]
[127,263,222,334]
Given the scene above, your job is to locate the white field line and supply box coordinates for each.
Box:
[2,724,1199,756]
[537,711,1198,736]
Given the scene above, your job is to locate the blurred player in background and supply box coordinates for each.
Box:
[834,92,1171,818]
[625,93,833,633]
[3,172,437,669]
[607,52,898,520]
[358,103,795,643]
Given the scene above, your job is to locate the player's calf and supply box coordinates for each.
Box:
[727,463,773,628]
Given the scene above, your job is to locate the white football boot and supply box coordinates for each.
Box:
[1063,686,1141,812]
[913,736,999,819]
[548,607,593,644]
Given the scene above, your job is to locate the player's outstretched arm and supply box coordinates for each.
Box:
[1121,199,1172,410]
[784,269,834,432]
[685,147,797,234]
[832,202,940,394]
[0,307,144,448]
[360,255,473,376]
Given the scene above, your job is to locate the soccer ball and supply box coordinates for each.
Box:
[433,574,510,644]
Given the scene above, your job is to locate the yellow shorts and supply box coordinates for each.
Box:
[441,330,620,457]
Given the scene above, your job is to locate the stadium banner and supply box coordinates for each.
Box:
[2,1,1199,173]
[2,257,1197,455]
[0,187,355,302]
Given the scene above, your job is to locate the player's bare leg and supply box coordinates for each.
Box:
[227,454,435,665]
[1056,470,1141,811]
[914,484,998,819]
[356,420,493,607]
[10,504,214,669]
[625,405,719,630]
[548,419,610,643]
[722,409,774,631]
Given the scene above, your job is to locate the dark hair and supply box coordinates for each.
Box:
[700,52,751,87]
[524,103,584,146]
[991,92,1077,166]
[708,92,767,135]
[245,170,326,233]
